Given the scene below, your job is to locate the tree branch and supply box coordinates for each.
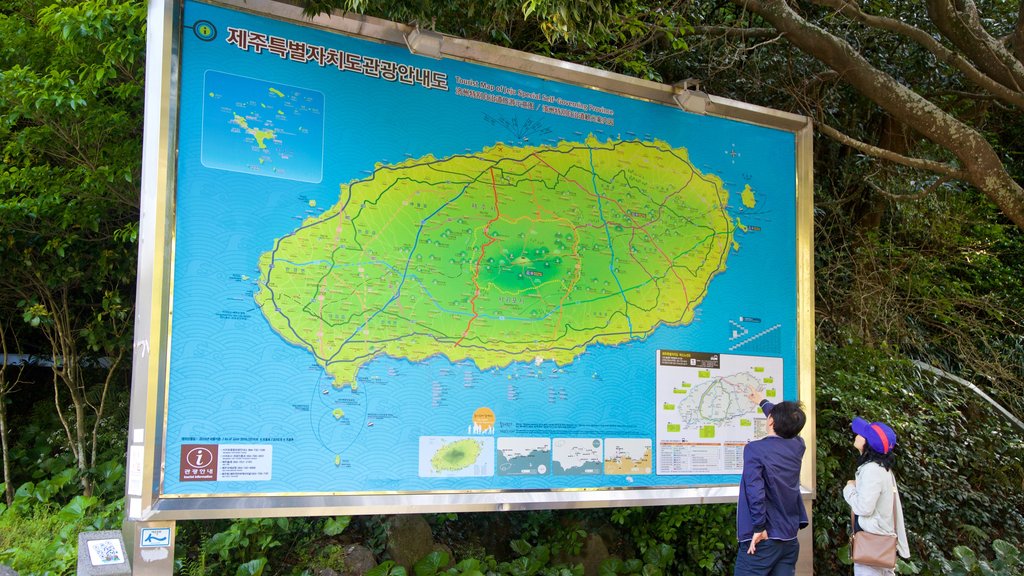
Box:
[925,0,1024,91]
[816,122,966,179]
[1010,0,1024,63]
[90,346,124,475]
[810,0,1024,110]
[866,175,952,202]
[690,25,778,40]
[733,0,1024,229]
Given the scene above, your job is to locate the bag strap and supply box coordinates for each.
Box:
[890,471,897,516]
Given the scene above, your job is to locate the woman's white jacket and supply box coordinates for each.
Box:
[843,461,910,559]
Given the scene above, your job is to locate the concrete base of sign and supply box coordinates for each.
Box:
[78,531,132,575]
[123,519,176,576]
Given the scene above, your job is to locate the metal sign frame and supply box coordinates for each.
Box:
[125,0,815,524]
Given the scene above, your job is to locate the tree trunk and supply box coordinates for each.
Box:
[0,396,12,506]
[736,0,1024,229]
[71,370,93,498]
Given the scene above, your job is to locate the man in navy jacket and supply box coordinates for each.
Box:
[734,399,808,575]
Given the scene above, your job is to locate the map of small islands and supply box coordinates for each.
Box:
[201,70,324,182]
[254,136,738,387]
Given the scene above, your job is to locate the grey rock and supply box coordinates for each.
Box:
[342,543,378,576]
[579,533,610,576]
[385,514,435,570]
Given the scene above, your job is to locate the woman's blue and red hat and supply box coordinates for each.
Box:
[851,417,897,454]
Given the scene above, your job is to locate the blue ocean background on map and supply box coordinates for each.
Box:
[164,0,798,495]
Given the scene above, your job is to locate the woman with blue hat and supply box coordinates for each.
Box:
[843,417,910,575]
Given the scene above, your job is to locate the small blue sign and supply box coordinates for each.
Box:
[140,527,171,548]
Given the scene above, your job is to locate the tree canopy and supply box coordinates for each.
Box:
[0,0,145,495]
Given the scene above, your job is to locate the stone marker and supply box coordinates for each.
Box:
[78,531,132,575]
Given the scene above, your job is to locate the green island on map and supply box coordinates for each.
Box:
[431,439,483,472]
[231,113,276,151]
[254,136,741,387]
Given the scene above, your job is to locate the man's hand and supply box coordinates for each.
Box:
[747,530,768,554]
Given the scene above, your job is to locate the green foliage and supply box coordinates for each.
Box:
[0,463,124,575]
[202,518,288,567]
[0,506,77,575]
[609,505,732,575]
[323,515,351,536]
[909,541,1024,576]
[299,0,685,80]
[367,560,408,576]
[498,539,552,575]
[361,514,393,556]
[415,549,450,575]
[177,515,351,575]
[814,344,1024,575]
[235,557,268,576]
[506,510,595,559]
[1,0,145,496]
[597,542,672,576]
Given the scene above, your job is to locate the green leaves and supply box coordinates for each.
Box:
[815,345,1024,574]
[323,515,351,536]
[414,549,449,575]
[234,557,268,576]
[927,541,1024,575]
[1,0,144,498]
[367,560,408,576]
[55,494,97,523]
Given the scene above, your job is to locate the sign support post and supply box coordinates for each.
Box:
[123,521,176,575]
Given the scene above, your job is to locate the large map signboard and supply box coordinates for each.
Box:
[133,0,811,509]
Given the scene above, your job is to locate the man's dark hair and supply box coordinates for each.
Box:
[770,401,806,439]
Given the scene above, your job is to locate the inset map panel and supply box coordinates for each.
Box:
[604,438,652,475]
[497,437,551,476]
[656,351,782,474]
[201,70,324,182]
[552,438,602,475]
[418,436,494,477]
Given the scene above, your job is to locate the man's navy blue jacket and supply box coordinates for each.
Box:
[736,400,808,543]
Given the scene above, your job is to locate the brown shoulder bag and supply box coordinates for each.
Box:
[849,480,898,569]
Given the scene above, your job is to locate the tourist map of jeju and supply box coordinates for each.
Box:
[255,137,735,388]
[163,0,800,495]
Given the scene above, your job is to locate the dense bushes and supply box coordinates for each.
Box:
[813,344,1024,575]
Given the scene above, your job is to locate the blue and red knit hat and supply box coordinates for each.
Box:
[851,417,897,454]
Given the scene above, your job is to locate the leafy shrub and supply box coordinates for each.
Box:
[609,504,733,574]
[814,343,1024,575]
[0,476,124,575]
